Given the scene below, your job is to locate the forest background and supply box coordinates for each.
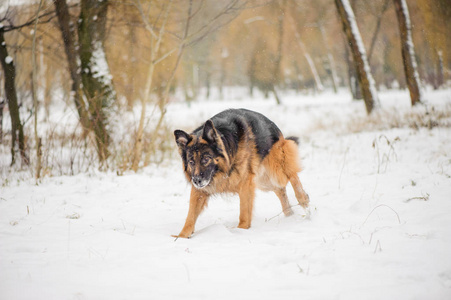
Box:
[0,0,450,177]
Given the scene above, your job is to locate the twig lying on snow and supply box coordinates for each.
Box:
[404,193,430,203]
[362,204,401,226]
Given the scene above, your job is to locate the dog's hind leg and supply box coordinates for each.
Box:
[274,188,294,216]
[289,174,309,209]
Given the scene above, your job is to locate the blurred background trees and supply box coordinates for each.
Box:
[0,0,450,172]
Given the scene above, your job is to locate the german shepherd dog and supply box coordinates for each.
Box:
[173,109,309,238]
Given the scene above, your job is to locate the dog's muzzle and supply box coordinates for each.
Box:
[192,176,209,189]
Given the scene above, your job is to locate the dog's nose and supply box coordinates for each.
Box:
[192,176,202,186]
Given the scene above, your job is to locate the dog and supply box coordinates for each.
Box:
[173,108,309,238]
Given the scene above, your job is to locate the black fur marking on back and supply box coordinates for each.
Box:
[192,109,282,160]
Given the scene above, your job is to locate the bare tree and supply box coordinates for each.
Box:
[0,30,28,165]
[393,0,422,106]
[0,63,4,143]
[131,0,174,172]
[32,0,44,179]
[319,23,339,93]
[0,4,59,166]
[0,95,4,144]
[272,0,287,105]
[78,0,116,162]
[53,0,89,130]
[131,0,246,171]
[288,14,324,93]
[335,0,378,114]
[367,0,391,63]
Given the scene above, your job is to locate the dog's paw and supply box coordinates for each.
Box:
[299,193,310,208]
[237,222,251,229]
[171,231,193,240]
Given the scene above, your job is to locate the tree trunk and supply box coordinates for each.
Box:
[0,98,4,144]
[436,50,444,89]
[53,0,90,130]
[367,0,391,63]
[32,0,43,180]
[78,0,116,162]
[0,72,3,143]
[131,0,173,172]
[272,0,286,104]
[289,16,324,92]
[393,0,422,106]
[0,31,28,165]
[335,0,378,114]
[319,24,339,93]
[344,36,357,98]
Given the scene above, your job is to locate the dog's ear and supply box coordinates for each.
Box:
[202,120,218,144]
[174,130,191,148]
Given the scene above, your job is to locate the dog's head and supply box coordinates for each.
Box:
[174,120,229,190]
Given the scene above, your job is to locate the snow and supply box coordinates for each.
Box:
[5,55,13,64]
[1,88,451,299]
[90,41,113,86]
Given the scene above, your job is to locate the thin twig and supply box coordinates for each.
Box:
[134,0,158,39]
[362,204,401,226]
[404,193,429,203]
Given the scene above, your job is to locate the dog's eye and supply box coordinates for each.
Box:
[201,156,211,165]
[188,159,195,166]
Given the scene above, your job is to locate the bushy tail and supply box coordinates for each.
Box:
[286,136,299,145]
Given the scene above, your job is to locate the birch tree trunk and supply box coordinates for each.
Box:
[367,0,391,63]
[272,0,286,104]
[32,0,44,180]
[0,31,28,165]
[0,72,3,143]
[288,16,324,92]
[393,0,422,106]
[78,0,116,162]
[319,24,339,93]
[335,0,378,114]
[0,95,6,144]
[0,97,4,144]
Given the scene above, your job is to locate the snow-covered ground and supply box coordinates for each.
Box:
[1,89,451,299]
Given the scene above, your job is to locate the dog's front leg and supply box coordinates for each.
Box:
[173,187,209,239]
[238,175,256,229]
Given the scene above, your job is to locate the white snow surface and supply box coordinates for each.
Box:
[1,89,451,299]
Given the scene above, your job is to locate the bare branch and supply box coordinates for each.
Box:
[153,46,177,65]
[185,0,243,42]
[367,0,391,62]
[0,3,77,32]
[134,0,158,39]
